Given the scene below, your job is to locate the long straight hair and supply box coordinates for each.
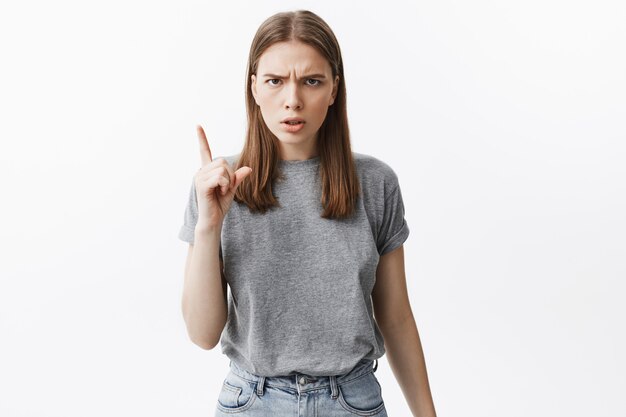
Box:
[234,10,360,219]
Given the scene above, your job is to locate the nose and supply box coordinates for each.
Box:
[284,83,303,110]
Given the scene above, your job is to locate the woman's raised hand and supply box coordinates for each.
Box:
[194,125,252,229]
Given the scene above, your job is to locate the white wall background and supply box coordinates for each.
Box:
[1,1,624,416]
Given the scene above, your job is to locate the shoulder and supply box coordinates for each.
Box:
[352,151,401,195]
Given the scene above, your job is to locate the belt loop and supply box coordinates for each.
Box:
[256,376,266,396]
[373,359,378,373]
[329,375,339,399]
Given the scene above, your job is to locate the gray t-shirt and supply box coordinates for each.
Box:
[178,151,410,377]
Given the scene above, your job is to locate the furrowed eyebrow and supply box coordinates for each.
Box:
[261,73,327,79]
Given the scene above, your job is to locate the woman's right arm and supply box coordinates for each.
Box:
[182,225,227,350]
[180,125,252,350]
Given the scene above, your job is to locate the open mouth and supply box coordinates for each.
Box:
[282,121,306,132]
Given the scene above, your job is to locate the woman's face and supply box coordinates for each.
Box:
[251,40,339,159]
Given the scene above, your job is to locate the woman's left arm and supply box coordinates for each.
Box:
[372,245,437,417]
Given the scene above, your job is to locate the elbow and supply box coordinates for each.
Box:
[181,303,227,351]
[183,319,220,349]
[193,337,217,350]
[182,317,220,350]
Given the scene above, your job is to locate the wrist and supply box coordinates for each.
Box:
[194,222,222,238]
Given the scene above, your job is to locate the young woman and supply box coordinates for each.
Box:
[179,10,437,417]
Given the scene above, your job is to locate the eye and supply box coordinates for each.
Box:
[265,78,321,87]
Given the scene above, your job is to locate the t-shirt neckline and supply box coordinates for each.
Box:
[278,155,320,171]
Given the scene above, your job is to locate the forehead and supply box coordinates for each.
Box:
[257,41,331,74]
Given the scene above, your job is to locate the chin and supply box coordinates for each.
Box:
[272,129,308,144]
[276,136,304,149]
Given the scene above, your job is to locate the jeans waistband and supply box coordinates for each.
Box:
[228,358,378,391]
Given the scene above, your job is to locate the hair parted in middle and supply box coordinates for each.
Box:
[233,9,360,220]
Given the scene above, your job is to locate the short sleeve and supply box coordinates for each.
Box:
[178,176,198,244]
[376,181,410,256]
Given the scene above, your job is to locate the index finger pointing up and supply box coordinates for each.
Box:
[196,124,213,166]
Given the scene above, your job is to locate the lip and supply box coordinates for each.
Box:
[281,117,305,123]
[281,120,306,133]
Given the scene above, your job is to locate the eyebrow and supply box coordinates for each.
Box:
[261,73,327,79]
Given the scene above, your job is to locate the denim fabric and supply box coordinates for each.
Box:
[214,358,387,416]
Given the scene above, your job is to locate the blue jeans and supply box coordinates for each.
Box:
[214,358,387,416]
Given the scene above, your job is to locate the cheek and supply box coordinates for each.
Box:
[258,92,281,110]
[256,96,275,118]
[311,98,330,118]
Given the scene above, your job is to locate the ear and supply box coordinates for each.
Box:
[329,75,339,106]
[251,74,258,104]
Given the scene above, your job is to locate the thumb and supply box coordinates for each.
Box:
[232,166,253,190]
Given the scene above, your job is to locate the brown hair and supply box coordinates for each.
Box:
[233,9,360,219]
